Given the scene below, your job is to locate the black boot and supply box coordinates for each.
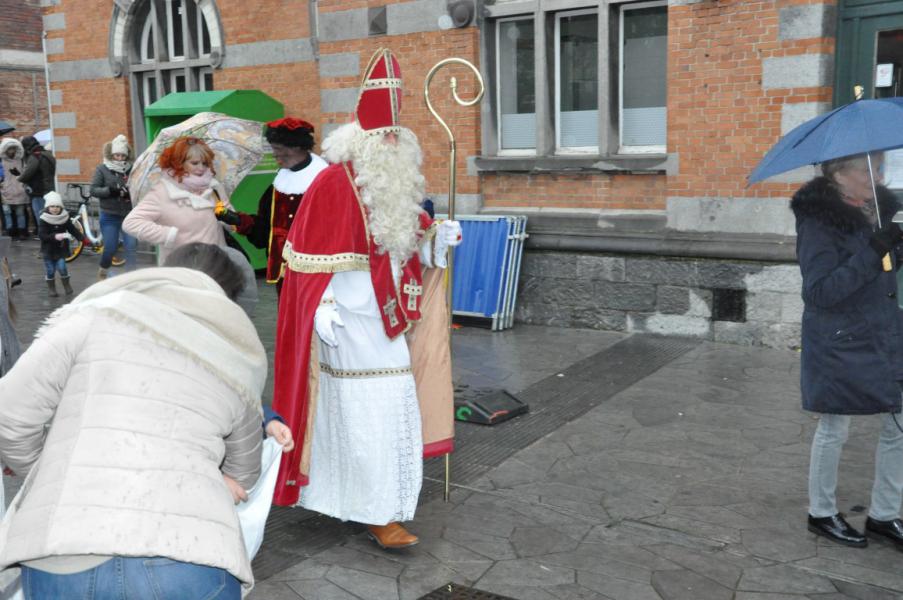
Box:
[865,517,903,551]
[61,276,73,295]
[808,514,867,547]
[46,278,59,298]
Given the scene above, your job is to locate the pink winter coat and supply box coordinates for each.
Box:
[123,176,235,263]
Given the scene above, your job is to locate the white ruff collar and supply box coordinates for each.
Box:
[272,153,329,195]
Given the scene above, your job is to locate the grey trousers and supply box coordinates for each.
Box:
[809,413,903,521]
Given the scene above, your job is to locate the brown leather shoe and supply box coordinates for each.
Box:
[367,522,419,549]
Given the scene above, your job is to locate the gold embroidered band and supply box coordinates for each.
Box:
[283,241,370,274]
[319,363,413,379]
[362,78,403,90]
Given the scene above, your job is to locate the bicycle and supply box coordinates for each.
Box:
[64,183,126,266]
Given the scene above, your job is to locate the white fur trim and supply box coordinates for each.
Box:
[272,153,329,195]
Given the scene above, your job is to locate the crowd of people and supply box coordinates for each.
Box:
[0,48,461,598]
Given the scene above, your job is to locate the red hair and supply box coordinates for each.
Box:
[158,137,216,180]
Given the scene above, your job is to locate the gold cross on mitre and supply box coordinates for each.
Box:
[402,278,423,311]
[382,295,399,327]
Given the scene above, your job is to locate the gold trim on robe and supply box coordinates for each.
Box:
[282,240,370,274]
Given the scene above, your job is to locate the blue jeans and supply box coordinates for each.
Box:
[99,212,137,270]
[43,257,68,280]
[2,204,27,233]
[809,413,903,520]
[30,196,44,231]
[21,557,241,600]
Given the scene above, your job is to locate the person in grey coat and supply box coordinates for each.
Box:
[90,134,137,280]
[792,152,903,550]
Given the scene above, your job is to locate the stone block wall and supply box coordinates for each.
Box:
[515,250,802,350]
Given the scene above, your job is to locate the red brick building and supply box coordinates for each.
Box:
[0,0,49,136]
[35,0,903,346]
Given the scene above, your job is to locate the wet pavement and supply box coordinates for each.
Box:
[4,238,903,599]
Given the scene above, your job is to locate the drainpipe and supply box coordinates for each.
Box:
[40,30,58,193]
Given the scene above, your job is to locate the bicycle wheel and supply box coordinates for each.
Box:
[65,221,86,263]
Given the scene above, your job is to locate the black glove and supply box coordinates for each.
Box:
[9,168,20,176]
[216,208,243,227]
[869,222,903,255]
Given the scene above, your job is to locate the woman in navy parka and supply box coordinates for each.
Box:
[792,153,903,550]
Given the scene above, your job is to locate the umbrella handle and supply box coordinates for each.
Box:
[883,254,893,272]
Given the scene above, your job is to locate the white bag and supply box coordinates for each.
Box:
[236,438,283,560]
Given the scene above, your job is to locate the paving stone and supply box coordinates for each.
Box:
[287,578,365,599]
[246,580,306,599]
[585,521,723,552]
[543,583,613,599]
[268,559,331,582]
[741,529,817,562]
[541,549,654,584]
[733,595,808,600]
[325,565,399,600]
[442,528,518,561]
[792,557,903,593]
[577,571,662,600]
[314,545,405,578]
[737,565,837,595]
[474,583,561,600]
[639,513,741,545]
[479,559,576,588]
[643,544,743,590]
[831,578,901,600]
[398,563,465,600]
[651,568,733,600]
[511,525,583,557]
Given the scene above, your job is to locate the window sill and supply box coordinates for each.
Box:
[474,154,672,175]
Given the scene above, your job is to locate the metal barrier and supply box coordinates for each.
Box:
[443,215,528,331]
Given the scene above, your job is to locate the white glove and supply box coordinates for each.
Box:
[437,220,463,247]
[314,303,344,347]
[433,220,463,269]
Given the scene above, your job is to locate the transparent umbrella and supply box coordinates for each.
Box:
[129,112,268,203]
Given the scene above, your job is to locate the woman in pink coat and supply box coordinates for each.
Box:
[123,136,235,264]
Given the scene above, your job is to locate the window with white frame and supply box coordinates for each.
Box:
[485,0,668,161]
[619,1,667,153]
[497,17,536,152]
[132,0,215,109]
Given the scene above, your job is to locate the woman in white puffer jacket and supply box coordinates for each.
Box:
[0,244,267,599]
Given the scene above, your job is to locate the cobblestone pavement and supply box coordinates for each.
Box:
[5,238,903,599]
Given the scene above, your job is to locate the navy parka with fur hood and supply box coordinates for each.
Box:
[792,176,903,415]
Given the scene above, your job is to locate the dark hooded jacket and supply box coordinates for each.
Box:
[18,136,56,197]
[791,176,903,415]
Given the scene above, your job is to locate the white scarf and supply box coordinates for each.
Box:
[39,209,69,225]
[103,159,131,174]
[37,268,267,406]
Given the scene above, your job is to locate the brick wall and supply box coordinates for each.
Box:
[666,0,833,201]
[0,0,48,135]
[0,70,48,136]
[0,0,43,53]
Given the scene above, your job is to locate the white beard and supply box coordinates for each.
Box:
[322,122,426,261]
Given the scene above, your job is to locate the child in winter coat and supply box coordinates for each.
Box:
[38,191,84,297]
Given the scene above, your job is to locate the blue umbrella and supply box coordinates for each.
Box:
[0,121,13,136]
[748,97,903,184]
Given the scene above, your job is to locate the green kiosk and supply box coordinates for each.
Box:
[142,90,284,269]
